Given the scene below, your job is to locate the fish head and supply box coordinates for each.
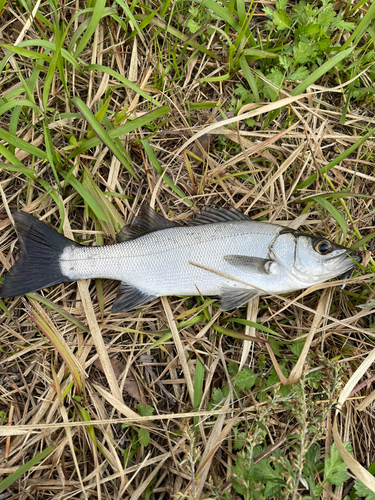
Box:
[269,229,361,287]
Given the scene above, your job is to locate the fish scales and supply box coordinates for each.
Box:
[0,205,361,312]
[60,221,282,296]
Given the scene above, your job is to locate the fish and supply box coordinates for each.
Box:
[0,205,361,312]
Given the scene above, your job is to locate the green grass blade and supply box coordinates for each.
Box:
[67,106,170,159]
[0,127,47,160]
[351,231,375,251]
[0,44,51,62]
[0,445,54,493]
[224,318,282,337]
[202,0,241,32]
[15,40,81,71]
[342,1,375,50]
[296,126,375,190]
[193,357,205,429]
[27,293,89,333]
[71,96,139,180]
[60,169,109,222]
[113,0,142,36]
[0,99,42,117]
[43,121,61,188]
[86,64,162,107]
[309,197,347,239]
[136,15,218,59]
[141,139,193,205]
[25,301,83,394]
[240,55,260,102]
[73,0,106,59]
[291,48,354,96]
[212,323,269,342]
[82,169,124,239]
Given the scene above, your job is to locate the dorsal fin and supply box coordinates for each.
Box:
[117,205,178,242]
[189,205,250,225]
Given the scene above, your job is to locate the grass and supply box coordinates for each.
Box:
[0,0,375,498]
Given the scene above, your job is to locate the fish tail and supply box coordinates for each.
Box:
[0,211,78,298]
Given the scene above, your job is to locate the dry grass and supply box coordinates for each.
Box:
[0,0,375,499]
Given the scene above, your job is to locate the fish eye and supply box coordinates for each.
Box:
[314,239,333,255]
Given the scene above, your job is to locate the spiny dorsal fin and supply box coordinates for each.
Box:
[189,205,250,225]
[117,205,178,242]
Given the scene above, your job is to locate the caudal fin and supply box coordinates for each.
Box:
[0,212,78,298]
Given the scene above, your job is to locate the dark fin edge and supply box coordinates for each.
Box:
[111,281,157,313]
[0,212,78,299]
[117,205,178,242]
[189,205,250,225]
[117,204,250,242]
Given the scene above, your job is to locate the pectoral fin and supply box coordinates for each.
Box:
[224,255,274,274]
[220,285,260,311]
[112,282,157,313]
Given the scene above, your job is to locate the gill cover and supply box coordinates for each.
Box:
[269,229,358,284]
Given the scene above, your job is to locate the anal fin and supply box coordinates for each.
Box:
[220,285,260,311]
[112,282,157,313]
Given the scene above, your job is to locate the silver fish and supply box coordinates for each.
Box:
[0,205,361,312]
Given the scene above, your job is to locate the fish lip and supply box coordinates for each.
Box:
[334,249,361,265]
[337,251,361,289]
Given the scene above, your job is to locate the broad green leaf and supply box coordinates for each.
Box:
[354,480,375,500]
[273,10,291,30]
[324,443,350,486]
[138,427,151,446]
[234,369,257,391]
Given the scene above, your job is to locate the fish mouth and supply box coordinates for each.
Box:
[338,251,361,289]
[333,249,361,268]
[351,252,362,265]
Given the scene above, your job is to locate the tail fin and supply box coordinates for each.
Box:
[0,212,79,298]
